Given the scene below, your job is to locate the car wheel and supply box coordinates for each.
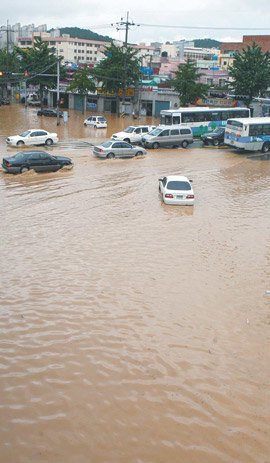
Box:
[45,138,53,146]
[181,140,188,148]
[107,153,115,159]
[262,142,270,153]
[94,125,97,128]
[84,123,87,126]
[20,166,29,173]
[213,139,219,146]
[135,151,143,156]
[123,138,130,143]
[152,142,159,149]
[17,140,24,146]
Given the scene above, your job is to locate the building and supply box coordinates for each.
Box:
[17,33,111,65]
[221,35,270,55]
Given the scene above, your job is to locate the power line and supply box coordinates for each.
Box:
[138,23,270,31]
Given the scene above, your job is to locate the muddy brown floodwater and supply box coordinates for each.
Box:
[0,104,270,463]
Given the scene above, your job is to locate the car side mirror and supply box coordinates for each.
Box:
[158,178,163,182]
[189,179,193,182]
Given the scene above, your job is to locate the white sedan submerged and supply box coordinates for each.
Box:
[159,175,194,205]
[6,129,58,147]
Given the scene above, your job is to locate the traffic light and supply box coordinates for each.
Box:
[0,71,4,76]
[24,71,29,77]
[59,99,64,105]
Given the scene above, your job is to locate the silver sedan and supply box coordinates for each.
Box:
[93,140,147,159]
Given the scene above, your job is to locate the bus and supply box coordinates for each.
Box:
[159,107,250,137]
[224,117,270,153]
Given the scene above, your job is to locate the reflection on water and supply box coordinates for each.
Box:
[1,105,270,463]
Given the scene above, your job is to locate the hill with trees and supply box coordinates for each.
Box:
[56,27,113,42]
[193,39,221,49]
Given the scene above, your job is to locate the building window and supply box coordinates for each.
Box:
[60,49,63,52]
[74,49,77,53]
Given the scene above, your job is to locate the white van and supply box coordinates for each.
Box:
[111,125,156,144]
[142,125,193,149]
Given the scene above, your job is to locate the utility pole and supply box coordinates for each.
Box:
[3,21,15,96]
[115,12,136,116]
[56,57,60,126]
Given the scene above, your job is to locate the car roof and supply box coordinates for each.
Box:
[165,175,191,182]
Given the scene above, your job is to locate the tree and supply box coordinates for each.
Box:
[171,58,209,107]
[14,38,65,107]
[0,49,20,96]
[228,42,270,107]
[90,43,140,115]
[67,65,96,112]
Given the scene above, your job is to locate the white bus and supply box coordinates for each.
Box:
[224,117,270,153]
[160,107,250,137]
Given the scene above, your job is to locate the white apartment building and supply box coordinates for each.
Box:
[17,33,111,65]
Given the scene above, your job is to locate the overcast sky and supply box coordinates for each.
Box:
[1,0,270,45]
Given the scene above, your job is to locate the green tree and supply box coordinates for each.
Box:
[171,58,209,107]
[0,49,20,96]
[228,42,270,107]
[67,65,96,112]
[90,43,140,115]
[14,38,65,107]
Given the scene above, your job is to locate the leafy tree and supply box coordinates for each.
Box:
[171,58,209,106]
[228,42,270,107]
[0,49,20,96]
[14,38,65,107]
[67,65,96,112]
[90,43,140,115]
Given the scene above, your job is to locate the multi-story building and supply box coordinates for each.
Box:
[221,35,270,55]
[17,33,111,65]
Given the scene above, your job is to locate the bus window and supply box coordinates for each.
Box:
[249,124,263,136]
[262,124,270,135]
[211,112,221,121]
[172,116,180,125]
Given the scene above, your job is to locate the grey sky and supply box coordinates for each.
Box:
[1,0,270,44]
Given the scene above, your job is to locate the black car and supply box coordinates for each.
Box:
[2,150,73,174]
[201,127,225,146]
[37,108,62,117]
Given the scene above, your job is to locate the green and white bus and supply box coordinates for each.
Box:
[224,117,270,153]
[160,107,250,137]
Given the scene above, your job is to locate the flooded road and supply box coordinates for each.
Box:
[1,104,270,463]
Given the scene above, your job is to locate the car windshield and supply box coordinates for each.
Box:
[123,127,135,133]
[213,128,225,134]
[167,181,191,191]
[148,128,162,136]
[98,117,106,121]
[101,141,113,148]
[19,130,31,137]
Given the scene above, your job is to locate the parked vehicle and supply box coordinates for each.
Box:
[84,116,107,128]
[2,150,73,174]
[158,175,194,205]
[1,98,10,105]
[37,108,62,117]
[6,130,58,147]
[93,140,146,159]
[111,125,156,144]
[142,126,193,149]
[201,127,225,146]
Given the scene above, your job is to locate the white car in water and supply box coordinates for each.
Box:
[158,175,194,205]
[111,125,156,144]
[84,116,107,128]
[6,129,58,147]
